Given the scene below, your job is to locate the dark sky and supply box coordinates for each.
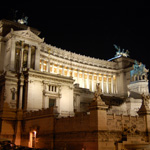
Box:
[0,3,150,69]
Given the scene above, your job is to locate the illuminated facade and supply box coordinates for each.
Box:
[0,19,150,150]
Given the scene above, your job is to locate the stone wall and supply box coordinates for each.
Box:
[55,112,90,133]
[54,112,97,150]
[21,106,149,150]
[107,114,146,132]
[22,108,55,149]
[0,102,17,142]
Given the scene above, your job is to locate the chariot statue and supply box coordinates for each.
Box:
[130,60,148,81]
[17,16,28,25]
[114,44,129,57]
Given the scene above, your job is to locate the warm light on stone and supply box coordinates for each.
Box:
[0,19,150,150]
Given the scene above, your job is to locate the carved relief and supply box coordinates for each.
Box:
[123,124,140,136]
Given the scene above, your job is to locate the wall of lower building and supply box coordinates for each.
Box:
[26,77,43,111]
[0,120,15,141]
[54,113,99,150]
[0,102,17,143]
[54,112,147,150]
[107,114,146,132]
[0,102,147,150]
[22,109,55,149]
[59,85,74,116]
[24,70,74,116]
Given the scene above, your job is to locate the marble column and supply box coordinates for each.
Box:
[92,74,94,92]
[67,67,69,76]
[77,70,79,84]
[19,75,24,109]
[48,60,50,73]
[115,75,118,94]
[19,85,23,109]
[10,38,16,71]
[71,68,74,78]
[101,75,104,93]
[19,44,24,73]
[106,76,109,93]
[27,45,31,69]
[97,74,99,83]
[62,66,65,75]
[87,73,89,89]
[111,75,114,94]
[35,46,40,71]
[50,63,54,73]
[0,38,5,71]
[57,64,60,74]
[82,71,84,88]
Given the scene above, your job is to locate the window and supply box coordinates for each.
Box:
[48,85,57,92]
[49,85,51,91]
[11,88,15,100]
[49,99,56,108]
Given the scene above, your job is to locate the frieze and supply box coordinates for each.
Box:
[4,28,44,43]
[25,70,74,85]
[29,74,72,84]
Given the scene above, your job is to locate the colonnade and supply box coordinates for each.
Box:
[40,59,118,94]
[13,40,39,72]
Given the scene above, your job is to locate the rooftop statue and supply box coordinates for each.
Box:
[114,44,129,57]
[11,10,28,25]
[17,16,28,25]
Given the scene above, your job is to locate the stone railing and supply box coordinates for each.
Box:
[23,107,58,119]
[107,114,146,133]
[55,112,90,133]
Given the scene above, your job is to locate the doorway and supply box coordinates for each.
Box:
[29,130,37,148]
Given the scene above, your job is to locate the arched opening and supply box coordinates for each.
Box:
[143,75,145,80]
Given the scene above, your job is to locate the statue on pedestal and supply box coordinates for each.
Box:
[138,93,150,115]
[141,93,150,108]
[93,83,103,101]
[90,83,107,110]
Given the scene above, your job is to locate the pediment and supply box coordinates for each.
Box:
[5,28,44,43]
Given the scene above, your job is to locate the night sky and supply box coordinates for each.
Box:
[1,4,150,71]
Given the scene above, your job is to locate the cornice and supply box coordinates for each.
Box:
[41,43,118,70]
[24,69,74,84]
[40,53,118,74]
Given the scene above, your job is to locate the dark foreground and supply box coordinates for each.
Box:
[0,141,50,150]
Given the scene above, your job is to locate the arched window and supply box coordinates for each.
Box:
[134,76,137,81]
